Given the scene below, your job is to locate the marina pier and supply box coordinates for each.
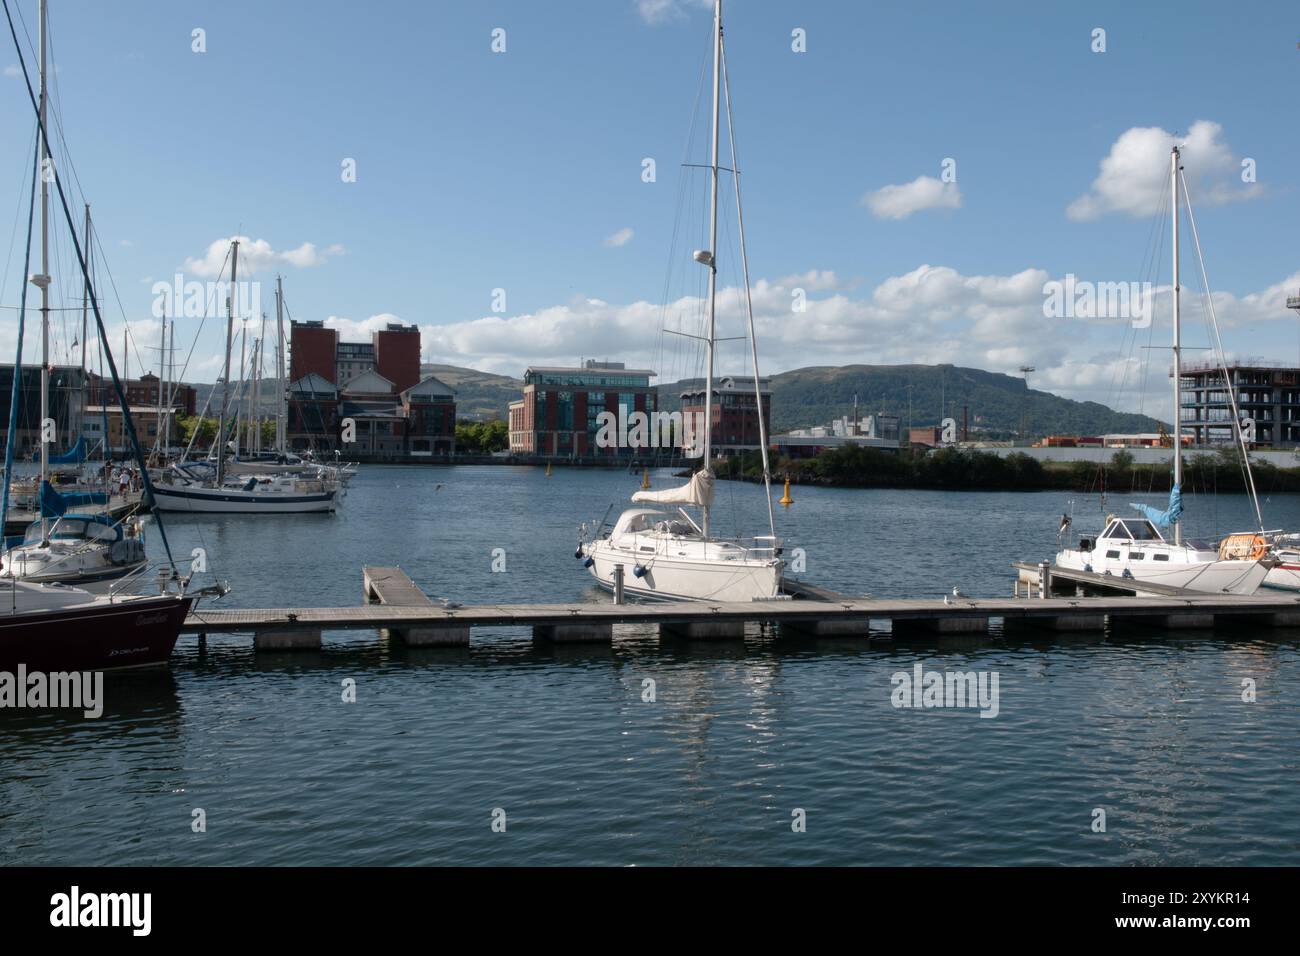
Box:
[180,566,1300,650]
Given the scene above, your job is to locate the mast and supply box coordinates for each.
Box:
[720,33,776,541]
[216,240,238,487]
[80,203,89,443]
[35,0,50,545]
[700,0,722,537]
[234,317,246,459]
[1170,145,1182,546]
[276,275,286,454]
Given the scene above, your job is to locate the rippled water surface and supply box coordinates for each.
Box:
[2,466,1298,865]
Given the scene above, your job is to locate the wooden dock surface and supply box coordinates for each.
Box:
[182,591,1300,635]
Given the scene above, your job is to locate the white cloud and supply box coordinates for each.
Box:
[862,175,962,220]
[635,0,709,25]
[1067,120,1259,221]
[603,227,634,248]
[181,236,345,278]
[2,65,20,78]
[778,269,840,292]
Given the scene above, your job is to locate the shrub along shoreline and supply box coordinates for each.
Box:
[712,445,1300,494]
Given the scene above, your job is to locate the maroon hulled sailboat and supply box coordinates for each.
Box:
[0,583,192,671]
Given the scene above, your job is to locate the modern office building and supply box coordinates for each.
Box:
[508,360,658,457]
[1179,359,1300,449]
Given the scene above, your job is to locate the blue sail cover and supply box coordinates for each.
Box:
[39,480,108,517]
[48,435,87,465]
[1130,483,1184,528]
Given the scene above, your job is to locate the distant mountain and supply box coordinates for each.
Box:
[657,364,1164,438]
[192,362,1164,437]
[420,364,523,421]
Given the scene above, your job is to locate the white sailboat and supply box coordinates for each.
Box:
[151,242,342,514]
[578,0,783,603]
[0,25,147,593]
[1053,145,1273,595]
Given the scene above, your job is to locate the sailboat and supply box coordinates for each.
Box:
[1,0,193,668]
[577,0,783,603]
[152,243,342,514]
[1052,146,1274,595]
[0,28,147,593]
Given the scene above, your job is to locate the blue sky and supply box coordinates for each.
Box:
[1,0,1298,422]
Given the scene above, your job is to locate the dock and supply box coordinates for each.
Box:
[180,566,1300,650]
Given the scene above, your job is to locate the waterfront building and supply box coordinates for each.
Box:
[285,321,453,455]
[0,365,88,457]
[776,413,901,458]
[508,360,658,457]
[678,376,771,456]
[1179,359,1300,449]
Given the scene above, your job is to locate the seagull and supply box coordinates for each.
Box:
[435,483,444,491]
[943,594,952,606]
[439,598,462,609]
[952,586,965,600]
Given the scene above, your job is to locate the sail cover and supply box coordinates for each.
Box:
[49,436,87,465]
[1130,483,1183,528]
[631,469,715,508]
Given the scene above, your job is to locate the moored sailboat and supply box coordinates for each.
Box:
[1052,146,1274,595]
[577,0,783,603]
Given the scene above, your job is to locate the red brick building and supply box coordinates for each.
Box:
[288,321,339,383]
[86,372,197,417]
[679,376,770,456]
[374,325,422,393]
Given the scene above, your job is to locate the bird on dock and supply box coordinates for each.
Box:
[440,598,462,609]
[952,586,965,600]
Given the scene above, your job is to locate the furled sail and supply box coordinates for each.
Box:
[631,469,715,508]
[48,436,87,465]
[1130,483,1183,528]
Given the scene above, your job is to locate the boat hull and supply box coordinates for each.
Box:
[1055,549,1271,595]
[583,541,781,603]
[0,594,192,671]
[151,485,338,513]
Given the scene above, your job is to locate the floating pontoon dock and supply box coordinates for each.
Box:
[177,566,1300,651]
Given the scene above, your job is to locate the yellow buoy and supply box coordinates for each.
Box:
[640,468,651,490]
[545,461,552,477]
[779,477,794,507]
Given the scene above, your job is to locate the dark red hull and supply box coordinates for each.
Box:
[0,595,192,671]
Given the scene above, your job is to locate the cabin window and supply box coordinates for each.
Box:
[1105,550,1121,559]
[1129,521,1161,541]
[1101,521,1132,540]
[1128,552,1144,560]
[1153,553,1169,561]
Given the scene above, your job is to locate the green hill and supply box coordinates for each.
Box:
[389,361,1163,438]
[658,364,1163,438]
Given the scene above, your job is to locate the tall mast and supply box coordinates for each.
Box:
[35,0,50,544]
[234,318,246,459]
[276,275,286,454]
[80,203,89,442]
[216,240,238,486]
[1170,145,1182,546]
[700,0,722,537]
[720,35,776,541]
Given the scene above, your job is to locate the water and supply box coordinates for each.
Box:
[2,466,1298,865]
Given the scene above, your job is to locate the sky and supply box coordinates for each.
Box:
[1,0,1298,425]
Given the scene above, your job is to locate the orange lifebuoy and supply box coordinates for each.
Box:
[1219,533,1268,561]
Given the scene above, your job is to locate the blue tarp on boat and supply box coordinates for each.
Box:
[1130,483,1184,528]
[38,480,108,518]
[48,436,87,465]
